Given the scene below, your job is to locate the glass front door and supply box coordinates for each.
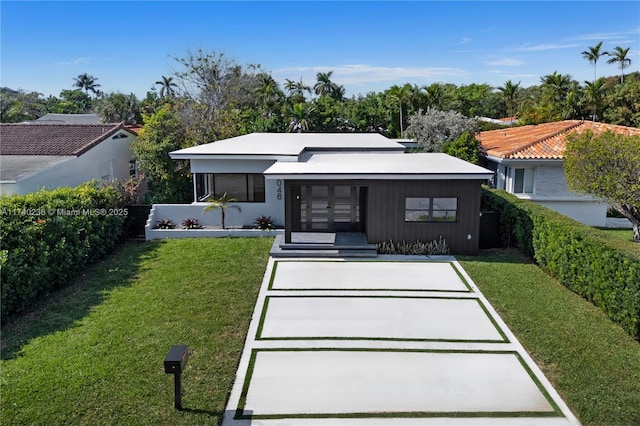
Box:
[299,185,360,232]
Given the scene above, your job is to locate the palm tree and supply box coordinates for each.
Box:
[582,78,607,121]
[284,78,311,103]
[497,80,521,119]
[581,41,607,82]
[155,76,178,98]
[314,71,339,97]
[288,102,314,133]
[386,84,412,138]
[203,192,241,230]
[72,73,101,96]
[607,46,632,84]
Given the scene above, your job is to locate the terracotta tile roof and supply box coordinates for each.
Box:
[479,120,640,160]
[0,123,128,156]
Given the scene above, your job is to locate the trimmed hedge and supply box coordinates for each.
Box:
[0,183,125,320]
[482,188,640,341]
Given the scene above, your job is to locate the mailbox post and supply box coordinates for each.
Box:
[164,345,189,410]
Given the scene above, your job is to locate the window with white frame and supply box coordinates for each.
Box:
[513,168,534,194]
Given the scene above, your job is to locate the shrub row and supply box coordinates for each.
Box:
[482,188,640,341]
[0,182,125,320]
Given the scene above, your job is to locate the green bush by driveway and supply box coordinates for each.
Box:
[482,188,640,341]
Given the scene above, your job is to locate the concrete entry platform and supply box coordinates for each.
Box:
[258,296,505,342]
[271,260,469,292]
[239,350,556,418]
[222,258,580,426]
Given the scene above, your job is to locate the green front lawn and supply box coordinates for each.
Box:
[3,239,639,425]
[460,250,640,426]
[1,238,273,426]
[597,227,635,242]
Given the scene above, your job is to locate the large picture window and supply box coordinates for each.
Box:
[405,197,457,222]
[196,173,265,202]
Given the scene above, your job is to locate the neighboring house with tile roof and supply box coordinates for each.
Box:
[0,123,137,195]
[478,120,640,227]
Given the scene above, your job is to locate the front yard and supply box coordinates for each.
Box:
[1,239,638,425]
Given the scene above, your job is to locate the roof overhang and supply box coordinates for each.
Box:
[264,152,494,181]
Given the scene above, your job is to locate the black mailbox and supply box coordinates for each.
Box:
[164,345,189,410]
[164,345,189,374]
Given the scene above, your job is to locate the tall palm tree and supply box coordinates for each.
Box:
[72,73,101,96]
[581,41,607,83]
[203,192,241,230]
[386,84,412,138]
[284,78,311,103]
[582,78,607,121]
[314,71,339,97]
[155,76,178,98]
[497,80,521,119]
[607,46,632,84]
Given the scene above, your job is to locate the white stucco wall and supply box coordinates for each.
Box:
[8,133,134,195]
[490,160,607,227]
[187,158,285,227]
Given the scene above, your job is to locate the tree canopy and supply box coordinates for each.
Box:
[564,130,640,242]
[405,108,479,152]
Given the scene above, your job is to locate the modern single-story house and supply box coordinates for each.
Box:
[161,133,493,254]
[0,123,137,195]
[478,120,640,227]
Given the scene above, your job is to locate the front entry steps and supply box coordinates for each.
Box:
[270,233,378,258]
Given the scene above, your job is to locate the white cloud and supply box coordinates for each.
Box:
[485,59,523,67]
[55,57,92,65]
[513,43,579,52]
[273,64,469,86]
[460,37,472,44]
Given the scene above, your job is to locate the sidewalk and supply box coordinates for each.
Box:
[222,256,581,426]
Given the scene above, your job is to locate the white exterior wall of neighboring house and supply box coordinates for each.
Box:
[4,133,134,195]
[188,158,286,227]
[490,159,607,227]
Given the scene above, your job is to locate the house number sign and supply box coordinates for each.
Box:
[276,179,282,200]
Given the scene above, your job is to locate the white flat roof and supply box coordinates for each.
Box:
[170,133,405,159]
[264,152,494,180]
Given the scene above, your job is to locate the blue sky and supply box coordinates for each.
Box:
[1,1,639,99]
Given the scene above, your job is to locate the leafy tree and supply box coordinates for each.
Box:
[452,83,502,118]
[172,50,261,141]
[155,75,178,99]
[203,192,241,229]
[607,46,632,84]
[310,95,349,132]
[131,105,191,203]
[344,92,389,134]
[564,130,640,242]
[582,41,607,82]
[602,73,640,127]
[441,131,480,164]
[72,73,101,96]
[405,108,479,152]
[0,88,47,122]
[497,80,521,118]
[93,92,141,124]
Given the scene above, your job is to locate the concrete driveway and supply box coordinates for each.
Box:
[222,256,580,426]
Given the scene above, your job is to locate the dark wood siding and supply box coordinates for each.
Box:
[365,180,482,255]
[284,179,483,254]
